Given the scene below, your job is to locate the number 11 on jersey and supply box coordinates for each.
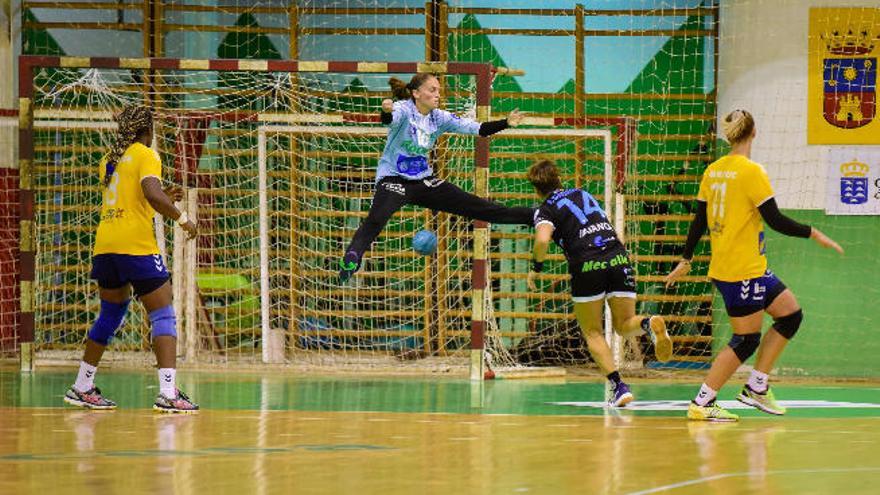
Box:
[709,181,727,221]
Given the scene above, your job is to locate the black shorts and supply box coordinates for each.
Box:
[570,252,636,302]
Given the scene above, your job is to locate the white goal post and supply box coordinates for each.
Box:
[257,124,623,377]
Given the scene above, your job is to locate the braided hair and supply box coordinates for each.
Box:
[103,105,153,187]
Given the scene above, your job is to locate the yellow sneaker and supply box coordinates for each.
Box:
[648,315,673,362]
[737,385,786,415]
[687,401,739,422]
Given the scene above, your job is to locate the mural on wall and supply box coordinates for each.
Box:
[808,7,880,144]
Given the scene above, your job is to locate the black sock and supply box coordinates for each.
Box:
[607,371,622,388]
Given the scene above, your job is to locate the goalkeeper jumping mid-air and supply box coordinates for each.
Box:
[339,73,533,282]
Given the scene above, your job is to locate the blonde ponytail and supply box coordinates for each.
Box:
[722,109,755,145]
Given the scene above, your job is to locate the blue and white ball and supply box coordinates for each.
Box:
[412,229,438,256]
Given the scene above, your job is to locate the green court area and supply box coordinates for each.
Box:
[4,370,880,495]
[4,370,880,419]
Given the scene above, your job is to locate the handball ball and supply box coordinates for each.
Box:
[412,229,438,256]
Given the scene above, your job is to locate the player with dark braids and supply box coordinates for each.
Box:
[339,73,534,282]
[64,105,200,413]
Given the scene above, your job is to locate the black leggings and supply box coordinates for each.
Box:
[345,176,534,259]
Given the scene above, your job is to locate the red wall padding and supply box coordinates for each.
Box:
[0,168,19,352]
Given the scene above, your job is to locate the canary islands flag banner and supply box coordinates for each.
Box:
[826,148,880,215]
[809,8,880,144]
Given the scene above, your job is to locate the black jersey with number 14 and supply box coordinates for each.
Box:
[533,188,625,266]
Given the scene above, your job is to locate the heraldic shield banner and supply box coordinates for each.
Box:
[826,148,880,215]
[809,8,880,144]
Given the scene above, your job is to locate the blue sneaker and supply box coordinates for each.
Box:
[338,251,361,283]
[609,382,634,408]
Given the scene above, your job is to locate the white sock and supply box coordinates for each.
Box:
[694,383,717,406]
[158,368,177,398]
[74,361,97,393]
[748,370,769,393]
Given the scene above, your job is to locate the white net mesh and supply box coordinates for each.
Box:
[17,63,554,374]
[8,2,880,380]
[19,62,634,376]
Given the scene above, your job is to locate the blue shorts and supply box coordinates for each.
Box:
[91,254,170,297]
[713,270,787,317]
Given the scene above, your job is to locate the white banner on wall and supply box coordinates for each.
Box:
[825,148,880,215]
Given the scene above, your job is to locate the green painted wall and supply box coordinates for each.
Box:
[711,211,880,377]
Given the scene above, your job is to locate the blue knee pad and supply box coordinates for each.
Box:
[149,305,177,338]
[728,333,761,362]
[88,299,131,346]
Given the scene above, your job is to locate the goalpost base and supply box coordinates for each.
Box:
[491,366,567,380]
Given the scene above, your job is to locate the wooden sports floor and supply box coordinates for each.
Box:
[2,370,879,494]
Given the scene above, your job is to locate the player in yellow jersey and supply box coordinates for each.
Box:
[64,105,200,413]
[665,109,843,422]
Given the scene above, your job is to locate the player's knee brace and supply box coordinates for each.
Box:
[728,333,761,363]
[149,305,177,339]
[87,299,131,346]
[773,309,803,340]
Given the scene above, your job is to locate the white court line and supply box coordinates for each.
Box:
[551,400,880,410]
[624,467,880,495]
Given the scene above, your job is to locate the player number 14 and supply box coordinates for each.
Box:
[555,191,606,225]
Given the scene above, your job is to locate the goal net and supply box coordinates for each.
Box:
[15,56,635,378]
[259,124,622,379]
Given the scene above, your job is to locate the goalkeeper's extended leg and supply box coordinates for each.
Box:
[411,179,534,225]
[340,179,409,283]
